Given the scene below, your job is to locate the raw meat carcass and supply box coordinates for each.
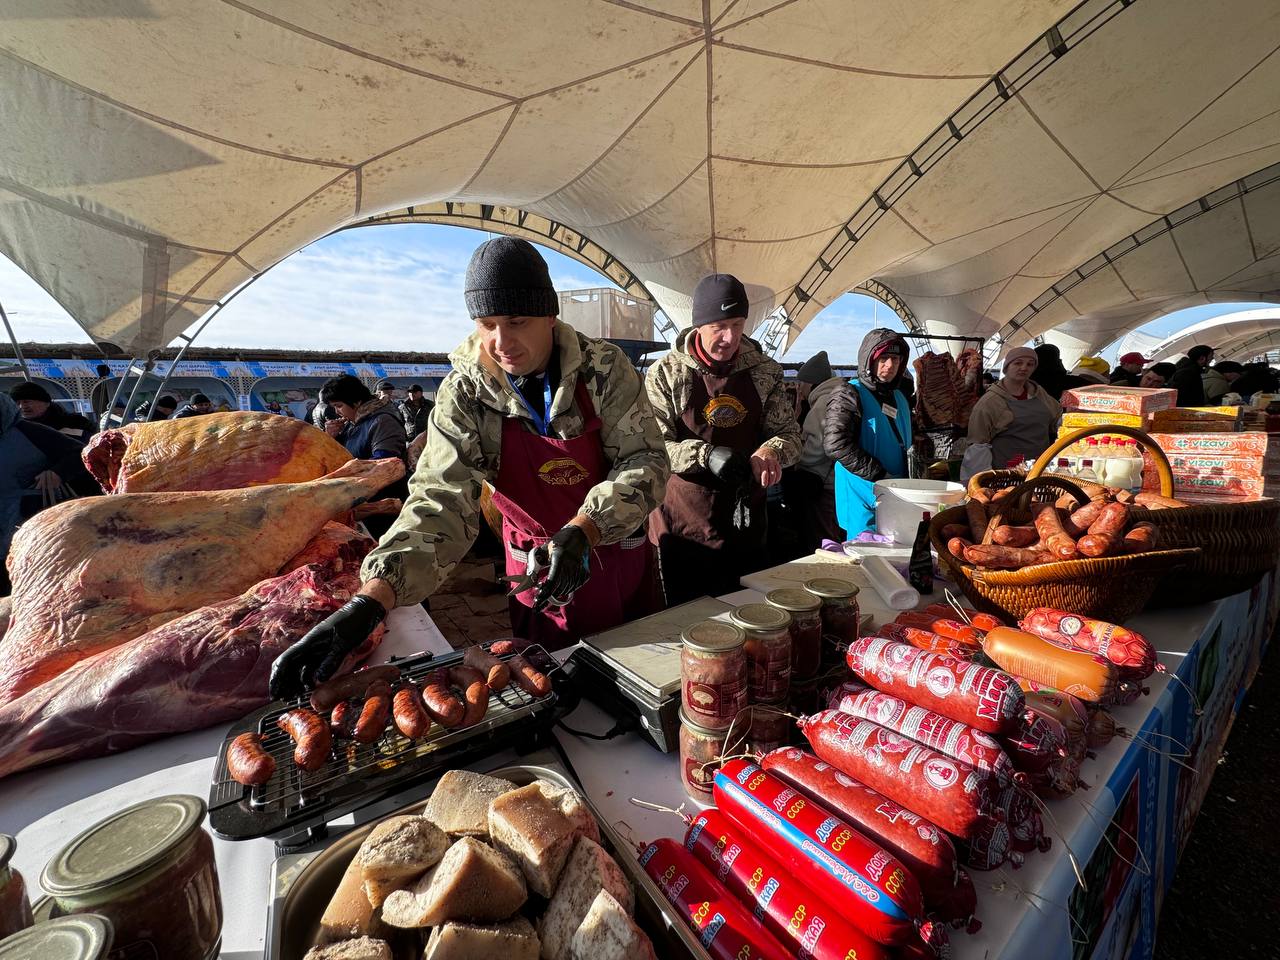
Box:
[83,411,351,493]
[0,556,379,780]
[0,458,404,702]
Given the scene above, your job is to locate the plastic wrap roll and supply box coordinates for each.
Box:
[862,555,919,610]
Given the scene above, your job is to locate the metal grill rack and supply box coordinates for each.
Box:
[208,641,562,845]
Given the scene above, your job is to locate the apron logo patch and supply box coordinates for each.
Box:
[703,394,747,428]
[538,457,589,486]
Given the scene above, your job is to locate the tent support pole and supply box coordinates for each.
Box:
[0,297,31,381]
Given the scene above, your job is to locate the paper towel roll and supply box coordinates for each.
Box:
[862,555,920,611]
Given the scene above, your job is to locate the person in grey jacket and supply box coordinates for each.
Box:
[782,352,845,551]
[399,384,433,443]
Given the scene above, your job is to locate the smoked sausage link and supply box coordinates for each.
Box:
[846,636,1025,734]
[392,685,432,739]
[1121,521,1159,554]
[276,708,331,772]
[962,544,1053,569]
[309,664,401,712]
[421,668,465,727]
[982,626,1120,703]
[329,700,357,740]
[353,680,392,743]
[799,710,1005,840]
[639,837,795,960]
[449,666,490,726]
[1032,504,1079,560]
[712,759,932,948]
[1018,607,1158,680]
[463,645,511,690]
[683,808,892,960]
[1078,501,1129,557]
[226,732,275,785]
[509,655,552,697]
[991,525,1038,548]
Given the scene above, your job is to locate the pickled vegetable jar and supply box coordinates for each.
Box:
[765,587,823,682]
[804,577,861,661]
[0,836,32,939]
[43,795,222,960]
[0,915,112,960]
[681,619,748,730]
[731,602,792,704]
[678,709,729,803]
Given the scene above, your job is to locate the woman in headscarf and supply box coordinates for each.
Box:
[1031,343,1070,399]
[967,347,1062,471]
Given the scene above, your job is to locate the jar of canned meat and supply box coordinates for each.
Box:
[678,708,729,804]
[744,704,792,754]
[0,915,113,960]
[765,587,823,682]
[0,836,32,940]
[804,577,861,663]
[731,603,792,704]
[681,619,748,731]
[43,795,223,960]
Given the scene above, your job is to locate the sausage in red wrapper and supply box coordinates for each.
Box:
[1018,607,1159,680]
[713,759,939,949]
[846,636,1025,734]
[1019,686,1089,754]
[639,837,794,960]
[959,819,1021,871]
[835,687,1018,786]
[799,710,1005,840]
[999,708,1069,775]
[684,808,892,960]
[876,623,979,660]
[759,748,975,928]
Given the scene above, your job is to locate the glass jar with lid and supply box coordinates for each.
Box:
[681,619,748,730]
[0,836,32,939]
[744,704,792,755]
[0,915,112,960]
[43,795,223,960]
[804,577,861,664]
[678,708,729,804]
[731,603,793,704]
[765,588,823,682]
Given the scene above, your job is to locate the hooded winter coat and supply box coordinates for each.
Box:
[795,376,845,487]
[822,328,911,482]
[1169,356,1207,407]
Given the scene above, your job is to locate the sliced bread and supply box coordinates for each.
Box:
[488,783,578,897]
[569,889,656,960]
[538,837,633,960]
[424,916,541,960]
[317,855,384,944]
[381,837,527,928]
[535,781,600,845]
[303,937,392,960]
[357,815,448,884]
[426,770,517,837]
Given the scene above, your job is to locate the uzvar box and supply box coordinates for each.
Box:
[1060,384,1177,418]
[1147,432,1273,458]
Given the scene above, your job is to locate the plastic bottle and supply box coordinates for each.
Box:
[1055,456,1075,477]
[1096,437,1115,486]
[1076,458,1098,483]
[1125,439,1145,494]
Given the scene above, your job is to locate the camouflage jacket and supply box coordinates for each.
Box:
[361,321,669,606]
[645,328,802,475]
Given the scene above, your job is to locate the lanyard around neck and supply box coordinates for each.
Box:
[508,372,555,436]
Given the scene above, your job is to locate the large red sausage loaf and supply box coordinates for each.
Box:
[683,808,892,960]
[759,748,975,927]
[876,623,979,660]
[846,636,1025,735]
[834,686,1017,786]
[1018,608,1159,680]
[982,627,1120,704]
[713,759,935,948]
[639,837,794,960]
[799,710,1005,840]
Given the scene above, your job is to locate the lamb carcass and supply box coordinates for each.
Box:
[83,411,351,493]
[0,458,403,702]
[0,555,378,780]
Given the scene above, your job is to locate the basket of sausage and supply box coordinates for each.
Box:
[931,435,1199,621]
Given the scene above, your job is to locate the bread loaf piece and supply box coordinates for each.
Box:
[488,783,578,897]
[424,916,541,960]
[427,770,517,837]
[357,815,448,884]
[569,890,656,960]
[303,937,393,960]
[362,876,409,909]
[539,837,633,960]
[535,781,600,845]
[317,854,385,944]
[381,836,527,928]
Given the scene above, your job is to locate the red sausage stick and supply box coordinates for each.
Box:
[352,680,393,743]
[463,645,511,690]
[276,708,331,772]
[329,701,357,739]
[449,666,490,726]
[392,685,432,739]
[421,668,465,727]
[226,732,275,785]
[509,655,552,697]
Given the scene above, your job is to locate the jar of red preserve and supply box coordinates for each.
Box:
[680,619,748,730]
[744,703,793,754]
[0,914,113,959]
[765,587,823,682]
[804,577,860,663]
[43,795,223,960]
[0,836,32,939]
[678,708,729,804]
[731,602,792,704]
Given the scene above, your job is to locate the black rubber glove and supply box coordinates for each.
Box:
[531,525,592,612]
[268,595,387,701]
[706,445,752,490]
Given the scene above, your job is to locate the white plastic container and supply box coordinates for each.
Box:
[873,479,965,543]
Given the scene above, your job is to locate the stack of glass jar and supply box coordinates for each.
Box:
[731,602,794,757]
[679,619,748,803]
[798,577,861,711]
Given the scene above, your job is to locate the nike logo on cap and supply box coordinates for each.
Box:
[720,301,738,311]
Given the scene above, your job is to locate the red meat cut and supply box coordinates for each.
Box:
[0,458,404,702]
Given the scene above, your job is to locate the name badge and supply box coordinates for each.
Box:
[881,402,898,419]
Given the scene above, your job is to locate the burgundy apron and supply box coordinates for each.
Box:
[648,364,765,605]
[488,378,657,650]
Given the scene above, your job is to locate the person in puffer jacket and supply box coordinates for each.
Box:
[783,354,846,551]
[823,328,912,535]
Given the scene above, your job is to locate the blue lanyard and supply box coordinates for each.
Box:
[508,373,554,436]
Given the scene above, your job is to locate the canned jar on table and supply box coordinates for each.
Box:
[804,577,861,661]
[678,708,730,804]
[680,619,748,730]
[0,836,32,939]
[765,587,823,681]
[731,602,792,704]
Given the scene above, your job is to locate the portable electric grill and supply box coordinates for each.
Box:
[207,640,564,847]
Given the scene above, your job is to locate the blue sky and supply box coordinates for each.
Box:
[0,224,1270,363]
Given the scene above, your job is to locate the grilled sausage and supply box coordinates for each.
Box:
[352,680,393,743]
[463,645,510,690]
[509,655,552,697]
[489,639,518,656]
[422,668,465,727]
[226,732,275,785]
[392,685,432,739]
[309,664,401,712]
[276,708,332,772]
[449,666,490,726]
[329,700,358,739]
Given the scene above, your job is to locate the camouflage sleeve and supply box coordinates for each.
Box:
[757,362,802,467]
[645,355,710,474]
[360,372,489,606]
[579,345,670,543]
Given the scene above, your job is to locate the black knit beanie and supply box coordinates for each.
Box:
[691,273,749,326]
[464,237,559,320]
[9,381,52,403]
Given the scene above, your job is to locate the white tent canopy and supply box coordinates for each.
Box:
[2,0,1279,356]
[1146,308,1280,363]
